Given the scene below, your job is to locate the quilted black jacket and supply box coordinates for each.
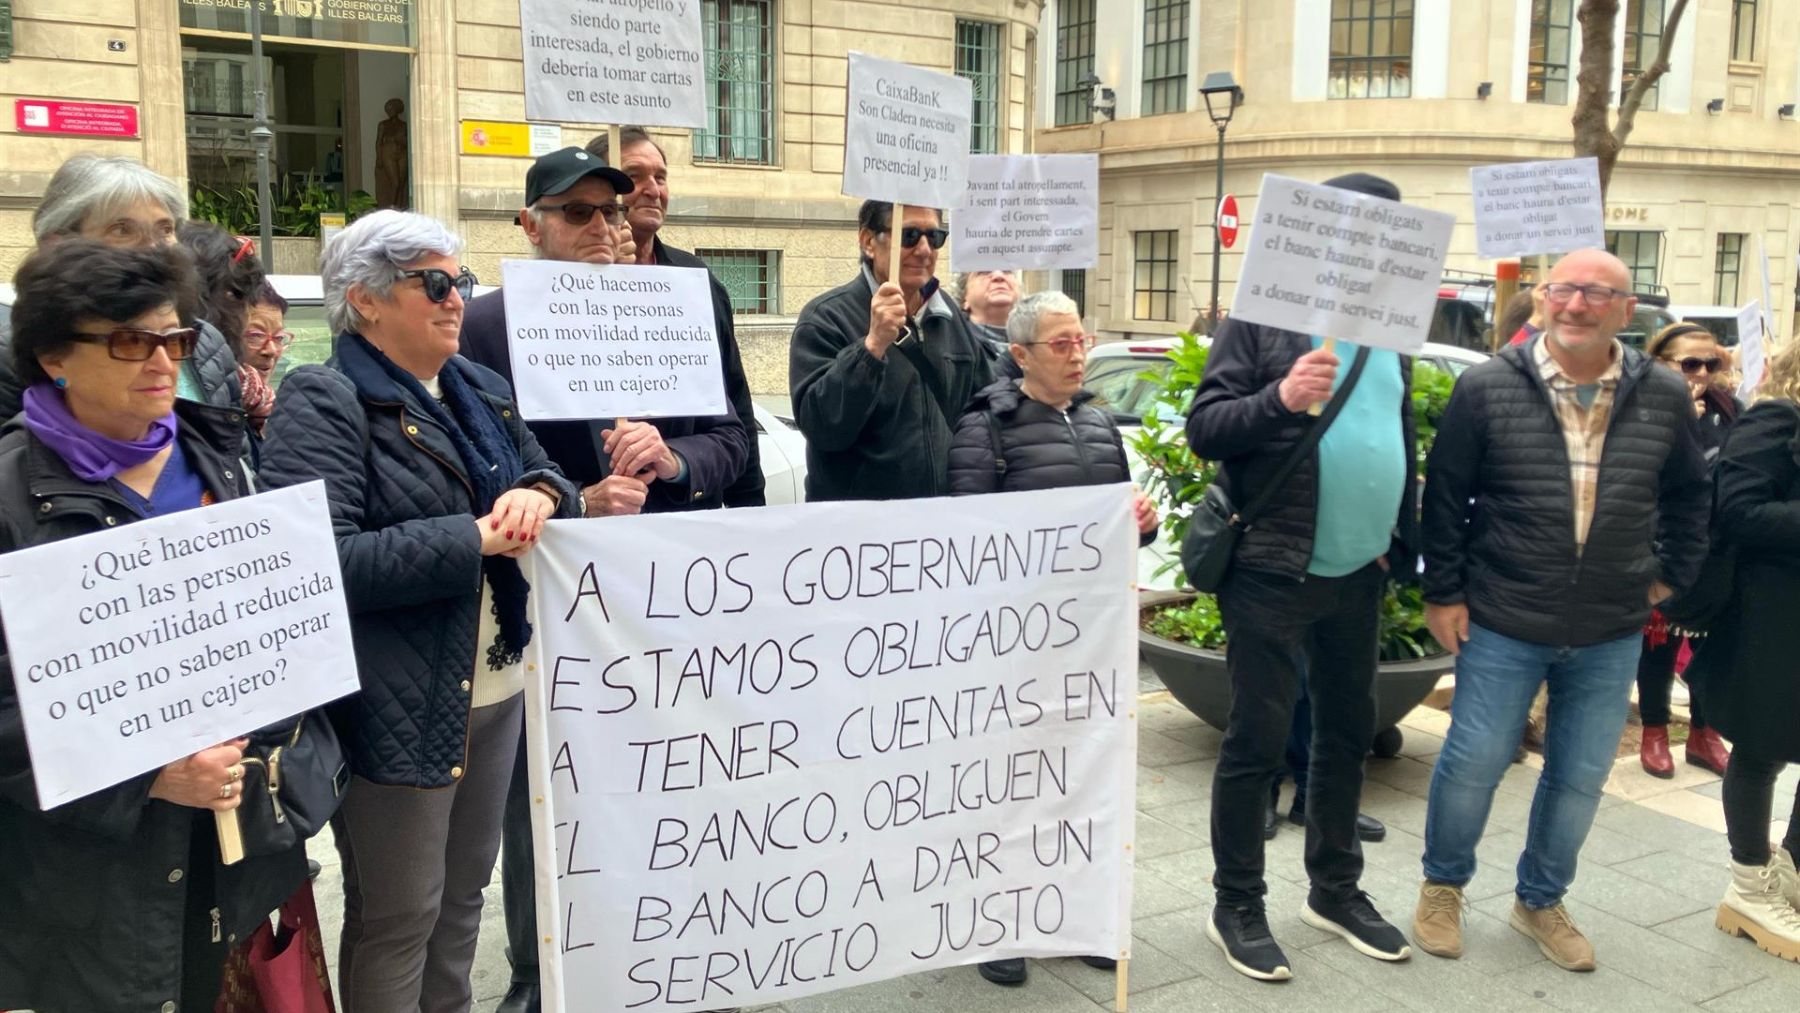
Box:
[1422,340,1711,647]
[255,335,578,788]
[949,378,1131,492]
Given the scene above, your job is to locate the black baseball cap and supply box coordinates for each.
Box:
[524,146,634,206]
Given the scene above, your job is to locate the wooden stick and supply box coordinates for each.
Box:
[1536,252,1550,283]
[1114,956,1130,1012]
[888,201,905,285]
[216,808,245,866]
[1306,336,1337,417]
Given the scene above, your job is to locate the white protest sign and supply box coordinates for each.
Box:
[1230,174,1455,355]
[1737,300,1766,401]
[519,0,707,128]
[501,259,727,420]
[1760,234,1778,342]
[522,486,1139,1012]
[842,52,973,209]
[952,155,1099,271]
[0,482,357,808]
[1469,157,1605,259]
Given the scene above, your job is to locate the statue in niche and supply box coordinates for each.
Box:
[375,98,409,209]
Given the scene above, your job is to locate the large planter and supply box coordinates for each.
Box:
[1139,630,1453,757]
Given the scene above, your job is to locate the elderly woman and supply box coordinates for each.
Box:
[0,240,306,1012]
[256,210,578,1012]
[179,223,273,436]
[946,289,1155,988]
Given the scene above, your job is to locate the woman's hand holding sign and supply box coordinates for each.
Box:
[150,738,249,812]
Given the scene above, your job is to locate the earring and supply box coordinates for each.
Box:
[53,377,67,390]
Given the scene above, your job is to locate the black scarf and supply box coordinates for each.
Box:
[355,335,533,668]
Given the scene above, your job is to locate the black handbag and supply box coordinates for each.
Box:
[1180,346,1372,592]
[237,709,348,858]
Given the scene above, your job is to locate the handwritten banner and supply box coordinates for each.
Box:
[0,483,358,808]
[519,0,707,127]
[842,52,973,209]
[1470,157,1605,259]
[952,154,1100,271]
[522,486,1139,1011]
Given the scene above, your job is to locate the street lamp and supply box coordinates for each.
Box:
[1077,71,1116,123]
[1198,71,1244,331]
[249,1,274,264]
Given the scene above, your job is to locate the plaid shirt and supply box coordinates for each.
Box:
[1533,337,1624,550]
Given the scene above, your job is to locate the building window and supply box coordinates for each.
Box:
[1621,0,1664,112]
[955,20,1003,154]
[1132,231,1178,322]
[1141,0,1189,116]
[1061,269,1088,318]
[1606,230,1661,289]
[1329,0,1413,99]
[1730,0,1757,62]
[1715,234,1745,306]
[1527,0,1573,105]
[695,249,781,314]
[1054,0,1097,127]
[695,0,774,165]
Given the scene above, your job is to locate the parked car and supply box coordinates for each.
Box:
[1430,268,1678,351]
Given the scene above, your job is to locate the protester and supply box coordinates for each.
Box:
[1416,249,1710,971]
[591,127,765,507]
[0,239,306,1012]
[1637,322,1739,778]
[1498,285,1546,347]
[257,210,578,1013]
[458,145,747,1013]
[241,282,294,424]
[1184,172,1420,981]
[958,269,1023,378]
[0,154,241,417]
[1696,336,1800,962]
[790,200,992,501]
[178,223,272,440]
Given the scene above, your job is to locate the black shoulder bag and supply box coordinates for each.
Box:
[1180,346,1372,592]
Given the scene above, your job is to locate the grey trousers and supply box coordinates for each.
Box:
[333,692,522,1013]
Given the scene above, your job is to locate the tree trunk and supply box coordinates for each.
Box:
[1572,0,1691,198]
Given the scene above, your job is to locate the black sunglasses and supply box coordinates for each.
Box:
[399,266,477,303]
[1678,356,1725,375]
[70,326,200,362]
[537,201,629,227]
[884,226,949,250]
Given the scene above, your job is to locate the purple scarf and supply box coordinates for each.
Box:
[22,382,177,482]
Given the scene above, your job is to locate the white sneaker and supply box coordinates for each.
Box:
[1717,858,1800,963]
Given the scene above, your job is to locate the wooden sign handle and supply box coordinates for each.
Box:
[888,202,905,286]
[1306,336,1338,417]
[216,808,245,866]
[1114,956,1130,1011]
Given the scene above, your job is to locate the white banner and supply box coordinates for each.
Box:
[519,0,708,128]
[842,52,973,209]
[523,486,1139,1012]
[952,154,1100,271]
[1469,157,1605,259]
[1230,174,1455,355]
[501,259,727,420]
[0,482,358,808]
[1737,300,1766,401]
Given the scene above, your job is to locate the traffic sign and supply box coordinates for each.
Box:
[1217,194,1240,249]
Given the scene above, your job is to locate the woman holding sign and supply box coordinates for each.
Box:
[257,210,579,1013]
[0,240,307,1012]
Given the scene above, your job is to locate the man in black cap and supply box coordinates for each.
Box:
[1185,172,1420,981]
[459,145,748,1013]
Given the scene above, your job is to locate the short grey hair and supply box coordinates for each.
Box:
[953,269,1019,303]
[32,155,188,241]
[320,209,464,334]
[1006,290,1080,345]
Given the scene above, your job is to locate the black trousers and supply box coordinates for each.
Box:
[1211,562,1382,906]
[1721,746,1800,866]
[500,716,538,986]
[1636,633,1706,727]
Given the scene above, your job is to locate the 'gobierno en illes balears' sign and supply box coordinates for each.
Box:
[179,0,414,49]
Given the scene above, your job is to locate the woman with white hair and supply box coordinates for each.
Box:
[256,210,579,1011]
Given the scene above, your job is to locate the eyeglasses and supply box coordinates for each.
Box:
[537,202,629,227]
[1677,356,1725,375]
[70,326,199,362]
[1541,282,1630,307]
[232,235,256,263]
[1023,335,1096,356]
[244,328,294,348]
[883,226,949,250]
[399,267,477,303]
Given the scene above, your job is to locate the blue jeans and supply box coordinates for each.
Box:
[1422,623,1641,909]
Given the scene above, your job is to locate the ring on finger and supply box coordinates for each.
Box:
[228,764,244,782]
[218,782,234,799]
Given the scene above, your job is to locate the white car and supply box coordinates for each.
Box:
[1084,335,1489,590]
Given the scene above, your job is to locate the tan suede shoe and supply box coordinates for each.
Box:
[1413,882,1466,958]
[1510,901,1596,971]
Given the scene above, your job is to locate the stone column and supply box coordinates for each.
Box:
[410,0,460,227]
[137,0,189,189]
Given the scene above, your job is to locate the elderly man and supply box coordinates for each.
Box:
[457,146,747,1013]
[790,201,993,501]
[589,126,765,506]
[0,154,239,416]
[1414,249,1710,970]
[959,269,1022,379]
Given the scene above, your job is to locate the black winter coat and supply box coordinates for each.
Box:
[790,269,994,501]
[1185,319,1419,579]
[0,401,305,1013]
[1695,400,1800,761]
[255,336,579,787]
[459,287,749,512]
[1422,340,1711,647]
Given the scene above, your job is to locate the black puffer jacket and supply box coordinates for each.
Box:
[255,336,579,788]
[0,401,305,1012]
[1422,340,1711,647]
[1185,319,1419,579]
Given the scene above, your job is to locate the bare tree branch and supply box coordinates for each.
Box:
[1614,0,1690,149]
[1572,0,1692,196]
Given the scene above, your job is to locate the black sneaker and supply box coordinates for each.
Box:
[1079,955,1118,970]
[1302,890,1411,961]
[978,958,1027,986]
[1207,904,1294,981]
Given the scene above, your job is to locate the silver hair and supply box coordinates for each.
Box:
[320,209,464,334]
[32,155,188,241]
[1006,290,1080,345]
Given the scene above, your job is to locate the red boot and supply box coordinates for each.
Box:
[1640,725,1675,778]
[1687,725,1731,775]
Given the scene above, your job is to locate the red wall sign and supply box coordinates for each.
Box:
[14,100,140,139]
[1217,194,1241,249]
